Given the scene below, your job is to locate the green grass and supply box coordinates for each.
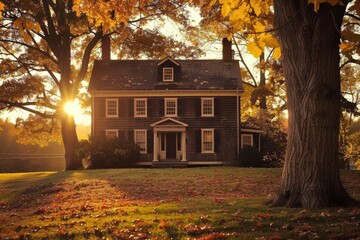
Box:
[0,167,359,239]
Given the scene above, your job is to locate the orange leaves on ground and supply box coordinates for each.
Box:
[158,220,169,229]
[0,2,4,12]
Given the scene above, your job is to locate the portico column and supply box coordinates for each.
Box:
[153,131,159,162]
[181,131,187,161]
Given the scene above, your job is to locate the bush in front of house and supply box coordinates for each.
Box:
[76,137,140,169]
[238,146,263,167]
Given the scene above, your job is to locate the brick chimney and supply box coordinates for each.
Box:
[101,36,110,61]
[222,38,233,62]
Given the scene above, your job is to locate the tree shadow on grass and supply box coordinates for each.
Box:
[0,171,77,210]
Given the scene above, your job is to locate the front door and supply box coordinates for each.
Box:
[166,133,177,159]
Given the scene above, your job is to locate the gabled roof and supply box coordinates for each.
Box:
[89,59,242,91]
[157,56,180,66]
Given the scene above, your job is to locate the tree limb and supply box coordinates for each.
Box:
[0,100,56,119]
[232,37,258,87]
[74,30,103,87]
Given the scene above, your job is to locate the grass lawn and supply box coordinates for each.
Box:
[0,167,359,239]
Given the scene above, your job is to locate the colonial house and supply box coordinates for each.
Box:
[88,38,260,166]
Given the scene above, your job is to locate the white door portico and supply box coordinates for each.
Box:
[150,118,188,162]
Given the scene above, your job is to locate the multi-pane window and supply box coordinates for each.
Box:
[165,98,177,117]
[134,129,147,154]
[202,129,214,153]
[105,129,118,139]
[201,98,214,117]
[134,98,147,117]
[241,134,253,148]
[106,99,118,117]
[163,67,174,82]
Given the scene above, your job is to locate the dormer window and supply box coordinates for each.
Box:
[163,67,174,82]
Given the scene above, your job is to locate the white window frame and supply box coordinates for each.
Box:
[105,99,118,118]
[163,67,174,82]
[134,98,147,117]
[201,97,214,117]
[201,128,214,153]
[134,129,147,154]
[105,129,118,139]
[164,98,177,117]
[241,134,253,148]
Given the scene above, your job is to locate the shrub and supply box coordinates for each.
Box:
[238,146,263,167]
[76,137,140,169]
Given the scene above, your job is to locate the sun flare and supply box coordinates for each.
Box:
[62,100,91,125]
[64,101,77,116]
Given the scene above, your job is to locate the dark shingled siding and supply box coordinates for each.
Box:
[93,96,238,163]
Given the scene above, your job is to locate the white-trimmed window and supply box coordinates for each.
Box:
[134,129,147,154]
[134,98,147,117]
[106,99,118,117]
[201,128,214,153]
[201,98,214,117]
[241,134,253,148]
[163,67,174,82]
[105,129,118,139]
[165,98,177,117]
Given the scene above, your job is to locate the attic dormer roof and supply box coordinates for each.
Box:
[157,56,180,66]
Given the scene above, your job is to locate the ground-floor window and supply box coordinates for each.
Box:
[105,129,118,139]
[201,128,214,153]
[134,129,147,153]
[241,134,253,148]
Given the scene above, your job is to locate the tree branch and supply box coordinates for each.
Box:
[0,100,56,119]
[232,37,258,87]
[74,30,103,87]
[340,58,360,68]
[345,12,360,21]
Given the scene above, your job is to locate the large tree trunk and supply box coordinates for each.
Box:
[61,114,81,170]
[270,0,359,208]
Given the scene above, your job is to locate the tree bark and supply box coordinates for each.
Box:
[61,114,81,170]
[270,0,359,208]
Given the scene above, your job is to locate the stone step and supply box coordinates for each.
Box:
[152,160,188,168]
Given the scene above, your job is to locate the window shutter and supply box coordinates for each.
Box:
[157,67,162,82]
[196,98,201,117]
[159,99,164,116]
[147,130,153,153]
[214,98,220,116]
[178,98,183,117]
[214,129,220,153]
[119,98,125,118]
[128,130,134,142]
[118,131,126,142]
[195,130,201,153]
[127,98,133,117]
[147,99,152,117]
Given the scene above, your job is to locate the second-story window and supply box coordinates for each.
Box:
[201,98,214,117]
[134,98,147,117]
[106,99,118,117]
[165,98,177,117]
[163,67,174,82]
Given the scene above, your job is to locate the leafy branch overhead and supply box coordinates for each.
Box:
[0,0,202,170]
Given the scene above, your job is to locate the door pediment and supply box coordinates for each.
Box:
[150,118,188,127]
